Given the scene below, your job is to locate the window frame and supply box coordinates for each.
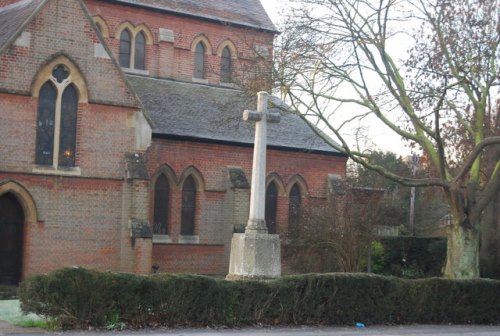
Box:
[194,42,206,79]
[220,46,232,83]
[34,64,79,170]
[181,175,197,236]
[265,181,278,234]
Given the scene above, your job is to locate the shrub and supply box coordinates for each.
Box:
[19,268,500,329]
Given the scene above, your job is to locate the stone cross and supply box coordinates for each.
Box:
[243,91,281,233]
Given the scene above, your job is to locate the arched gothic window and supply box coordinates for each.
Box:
[194,42,205,79]
[119,29,131,68]
[35,64,78,167]
[134,31,146,70]
[220,46,232,83]
[265,181,278,234]
[288,184,301,235]
[119,28,147,70]
[181,176,197,235]
[153,174,170,235]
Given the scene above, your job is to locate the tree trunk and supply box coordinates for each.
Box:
[444,220,480,279]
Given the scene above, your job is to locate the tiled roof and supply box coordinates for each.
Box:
[0,0,44,53]
[126,75,341,154]
[104,0,277,32]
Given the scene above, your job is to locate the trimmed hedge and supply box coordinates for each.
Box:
[19,268,500,329]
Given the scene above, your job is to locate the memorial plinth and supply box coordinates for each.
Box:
[227,91,281,280]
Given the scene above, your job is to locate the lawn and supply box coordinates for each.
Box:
[0,299,44,327]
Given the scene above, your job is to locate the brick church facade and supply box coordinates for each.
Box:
[0,0,347,285]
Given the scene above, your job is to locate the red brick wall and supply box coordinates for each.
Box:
[0,0,138,107]
[0,172,125,278]
[153,244,225,275]
[84,0,275,84]
[147,138,347,274]
[0,0,149,280]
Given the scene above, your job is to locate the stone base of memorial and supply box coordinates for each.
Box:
[226,231,281,280]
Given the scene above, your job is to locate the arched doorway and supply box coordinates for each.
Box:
[0,193,25,285]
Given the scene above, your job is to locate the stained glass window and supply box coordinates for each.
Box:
[181,176,196,235]
[134,31,146,70]
[194,42,205,79]
[153,175,170,235]
[265,182,278,234]
[221,46,232,83]
[35,81,56,165]
[52,65,69,83]
[59,84,78,167]
[119,29,131,68]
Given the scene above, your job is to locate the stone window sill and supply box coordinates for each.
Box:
[153,234,172,244]
[123,67,150,76]
[178,235,200,244]
[192,77,208,84]
[32,165,81,176]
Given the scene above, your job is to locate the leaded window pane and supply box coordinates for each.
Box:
[135,31,146,70]
[153,175,169,235]
[181,176,196,235]
[59,84,78,167]
[119,29,131,68]
[265,182,278,234]
[221,47,231,83]
[35,81,56,165]
[194,42,205,79]
[288,184,301,236]
[52,65,69,83]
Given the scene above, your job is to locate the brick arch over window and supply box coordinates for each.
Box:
[0,180,38,225]
[286,175,308,196]
[178,165,205,191]
[92,15,110,38]
[151,165,178,235]
[190,34,213,55]
[32,55,88,103]
[265,173,285,234]
[266,173,286,196]
[216,39,237,58]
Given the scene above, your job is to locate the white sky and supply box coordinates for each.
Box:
[259,0,413,155]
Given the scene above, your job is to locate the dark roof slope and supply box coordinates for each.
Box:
[127,75,341,155]
[102,0,277,32]
[0,0,44,53]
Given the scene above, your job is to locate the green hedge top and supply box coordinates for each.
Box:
[19,268,500,329]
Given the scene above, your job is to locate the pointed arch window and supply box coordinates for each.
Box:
[35,64,78,168]
[153,174,170,235]
[119,27,148,71]
[194,42,205,79]
[181,176,197,235]
[119,29,131,68]
[288,184,301,235]
[134,31,146,70]
[265,181,278,234]
[220,46,232,83]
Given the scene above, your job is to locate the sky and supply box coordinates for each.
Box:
[258,0,414,156]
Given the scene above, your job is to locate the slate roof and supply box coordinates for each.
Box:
[126,75,342,155]
[0,0,45,53]
[103,0,277,32]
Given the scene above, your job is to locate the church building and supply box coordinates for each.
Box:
[0,0,347,285]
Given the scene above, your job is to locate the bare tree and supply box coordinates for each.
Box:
[275,0,500,278]
[285,188,383,273]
